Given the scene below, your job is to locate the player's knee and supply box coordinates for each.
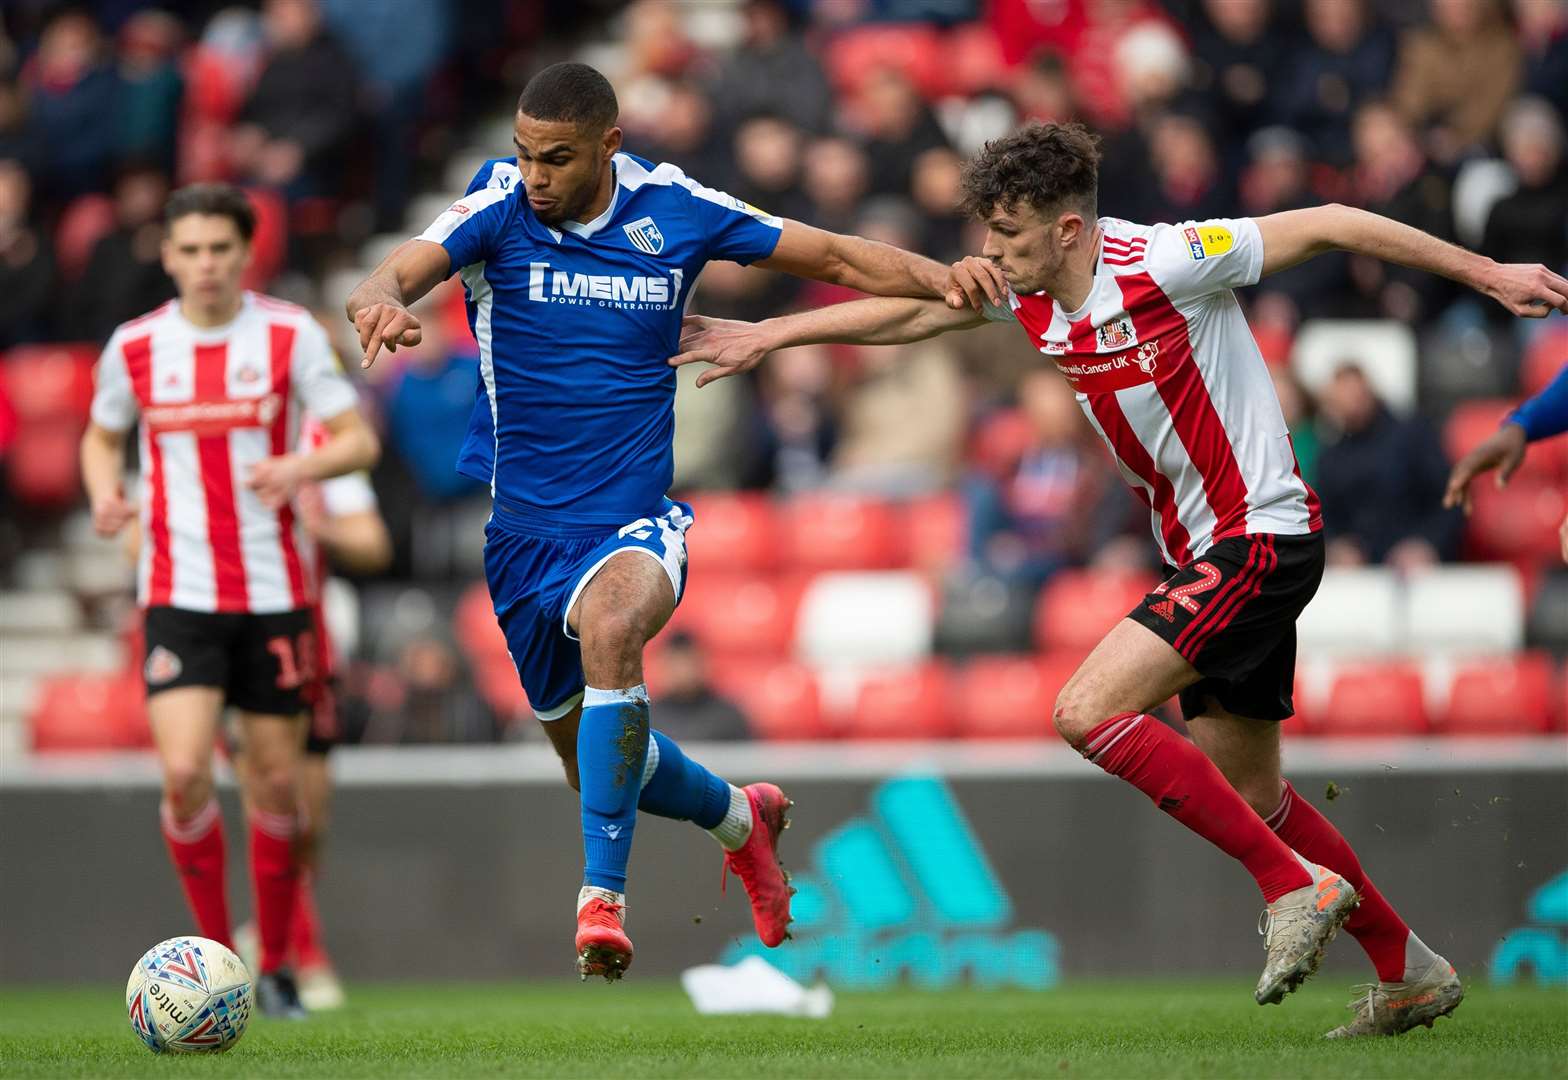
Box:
[580,609,647,670]
[1237,776,1284,819]
[162,761,212,814]
[250,763,298,814]
[1051,683,1101,747]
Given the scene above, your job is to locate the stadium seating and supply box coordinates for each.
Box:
[1444,399,1567,485]
[54,196,116,282]
[902,492,966,574]
[844,662,955,740]
[675,572,805,658]
[781,493,905,570]
[1528,572,1568,654]
[1318,662,1429,736]
[1466,480,1568,564]
[6,419,86,507]
[933,569,1036,656]
[795,571,935,668]
[29,672,148,752]
[1,343,97,422]
[1033,569,1157,653]
[1520,326,1568,397]
[951,653,1078,739]
[1291,320,1418,414]
[1297,568,1402,655]
[1437,653,1556,734]
[681,492,779,573]
[1402,565,1524,653]
[708,658,827,741]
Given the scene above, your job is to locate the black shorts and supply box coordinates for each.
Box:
[1127,531,1325,723]
[143,606,316,717]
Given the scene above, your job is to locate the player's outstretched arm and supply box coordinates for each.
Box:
[670,297,985,388]
[758,221,1009,312]
[1255,204,1568,318]
[344,239,451,369]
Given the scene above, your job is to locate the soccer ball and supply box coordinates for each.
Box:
[125,936,252,1053]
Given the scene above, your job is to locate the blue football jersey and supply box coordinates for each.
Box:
[421,152,782,529]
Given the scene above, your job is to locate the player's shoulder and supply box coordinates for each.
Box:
[467,156,522,195]
[249,291,312,321]
[112,298,179,340]
[1098,217,1157,274]
[613,151,757,216]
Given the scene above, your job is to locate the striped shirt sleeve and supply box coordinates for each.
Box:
[90,329,138,432]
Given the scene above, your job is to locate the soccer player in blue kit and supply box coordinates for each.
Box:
[344,63,992,980]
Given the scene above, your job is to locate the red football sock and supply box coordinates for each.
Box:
[289,871,329,971]
[1265,782,1411,982]
[1081,714,1312,902]
[160,797,232,945]
[249,810,300,975]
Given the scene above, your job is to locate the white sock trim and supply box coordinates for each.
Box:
[577,885,626,917]
[707,785,754,852]
[583,684,650,709]
[641,734,660,788]
[160,796,221,843]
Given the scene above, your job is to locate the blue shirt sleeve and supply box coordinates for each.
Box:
[415,183,514,274]
[1507,362,1568,442]
[679,173,784,265]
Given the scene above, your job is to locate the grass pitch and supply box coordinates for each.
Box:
[0,980,1563,1078]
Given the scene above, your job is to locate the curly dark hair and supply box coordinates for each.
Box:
[959,122,1102,220]
[163,183,256,240]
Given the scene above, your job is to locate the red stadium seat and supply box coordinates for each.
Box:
[681,493,779,573]
[29,673,146,752]
[1466,480,1568,563]
[845,662,955,740]
[780,494,904,571]
[7,419,85,506]
[1033,569,1158,653]
[1437,654,1555,735]
[952,653,1081,739]
[1318,663,1428,736]
[1520,326,1567,397]
[453,581,507,662]
[1444,399,1566,486]
[1,343,96,421]
[241,188,288,291]
[674,572,805,658]
[967,407,1034,478]
[473,651,527,722]
[903,492,967,575]
[708,658,826,741]
[54,195,116,282]
[823,24,946,99]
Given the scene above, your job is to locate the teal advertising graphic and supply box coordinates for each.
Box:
[1491,869,1568,985]
[721,775,1059,989]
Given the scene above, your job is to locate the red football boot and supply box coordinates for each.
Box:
[575,888,632,982]
[722,783,794,947]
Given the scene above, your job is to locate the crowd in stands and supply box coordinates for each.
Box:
[4,0,1568,747]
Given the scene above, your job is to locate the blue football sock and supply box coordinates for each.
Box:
[578,685,651,892]
[636,729,731,829]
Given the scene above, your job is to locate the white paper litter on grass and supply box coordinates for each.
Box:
[680,956,834,1018]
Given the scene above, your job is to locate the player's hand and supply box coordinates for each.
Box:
[1443,422,1527,514]
[246,454,308,510]
[1481,262,1568,318]
[353,302,422,369]
[944,256,1008,312]
[295,482,327,538]
[1560,510,1568,564]
[668,314,774,388]
[90,490,136,538]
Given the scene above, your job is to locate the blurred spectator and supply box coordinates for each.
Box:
[651,632,751,741]
[72,164,175,343]
[801,135,871,234]
[1392,0,1522,164]
[633,79,730,187]
[1481,96,1568,275]
[0,159,57,347]
[387,631,498,743]
[741,343,837,493]
[231,0,360,200]
[24,10,120,197]
[0,75,43,177]
[384,302,487,505]
[115,10,185,174]
[1315,363,1461,571]
[909,147,967,262]
[1271,364,1320,485]
[1517,0,1568,116]
[730,114,813,224]
[1144,111,1235,223]
[851,66,951,198]
[1187,0,1290,160]
[1280,0,1396,166]
[965,368,1126,589]
[1011,51,1078,125]
[1241,127,1352,320]
[1062,0,1177,132]
[708,0,833,135]
[1346,101,1456,322]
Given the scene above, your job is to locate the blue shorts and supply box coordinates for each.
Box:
[483,497,693,720]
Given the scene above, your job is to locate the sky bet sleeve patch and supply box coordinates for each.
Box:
[1184,224,1235,260]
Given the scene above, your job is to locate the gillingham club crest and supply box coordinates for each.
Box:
[623,216,665,255]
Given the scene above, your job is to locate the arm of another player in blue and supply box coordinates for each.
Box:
[1508,362,1568,442]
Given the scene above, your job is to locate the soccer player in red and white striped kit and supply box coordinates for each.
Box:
[672,123,1568,1037]
[81,184,379,1018]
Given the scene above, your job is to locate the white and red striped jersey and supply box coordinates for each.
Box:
[986,216,1321,567]
[298,414,377,680]
[90,292,360,614]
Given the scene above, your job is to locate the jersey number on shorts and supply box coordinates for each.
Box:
[267,632,319,690]
[1150,562,1222,621]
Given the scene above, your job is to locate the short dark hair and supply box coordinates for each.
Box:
[959,121,1102,221]
[517,62,618,132]
[163,183,256,240]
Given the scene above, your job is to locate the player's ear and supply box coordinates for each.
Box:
[602,125,623,160]
[1057,211,1086,248]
